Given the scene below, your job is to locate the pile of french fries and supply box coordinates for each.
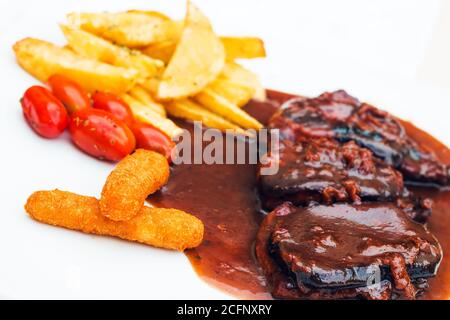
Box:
[13,1,266,138]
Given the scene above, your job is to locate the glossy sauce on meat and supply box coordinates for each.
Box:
[270,91,450,186]
[256,202,441,299]
[259,138,404,209]
[149,90,450,300]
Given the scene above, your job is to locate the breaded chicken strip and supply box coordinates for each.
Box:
[100,149,170,221]
[25,190,203,251]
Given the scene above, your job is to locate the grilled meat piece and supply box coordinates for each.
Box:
[259,138,404,210]
[396,192,433,223]
[255,202,442,300]
[268,91,449,186]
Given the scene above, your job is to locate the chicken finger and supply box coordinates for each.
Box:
[25,190,203,251]
[100,149,170,221]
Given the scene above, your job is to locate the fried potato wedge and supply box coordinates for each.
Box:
[122,91,166,117]
[138,78,160,96]
[126,10,172,21]
[128,85,166,117]
[13,38,138,94]
[208,78,255,107]
[25,190,204,251]
[142,36,266,64]
[221,37,266,60]
[67,11,181,48]
[157,2,225,100]
[121,94,183,138]
[61,25,164,79]
[166,99,244,133]
[100,149,169,221]
[194,88,262,130]
[221,62,266,101]
[141,40,176,64]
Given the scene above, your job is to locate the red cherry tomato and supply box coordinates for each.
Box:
[21,86,68,138]
[48,74,91,114]
[131,121,174,161]
[69,109,135,162]
[92,92,134,127]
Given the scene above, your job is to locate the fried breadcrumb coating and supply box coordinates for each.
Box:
[25,189,204,251]
[100,149,170,221]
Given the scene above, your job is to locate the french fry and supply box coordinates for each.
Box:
[128,85,166,117]
[121,94,183,138]
[221,37,266,60]
[138,78,160,96]
[221,62,266,101]
[25,190,204,251]
[141,40,177,64]
[121,93,165,118]
[142,37,266,64]
[157,2,225,100]
[61,24,164,79]
[67,11,181,48]
[100,149,169,221]
[166,99,244,133]
[195,88,263,130]
[208,78,255,107]
[253,82,267,102]
[126,10,172,21]
[13,38,138,94]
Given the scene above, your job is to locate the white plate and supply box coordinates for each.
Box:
[0,0,449,299]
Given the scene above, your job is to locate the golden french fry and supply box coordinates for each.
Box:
[67,11,181,48]
[138,78,160,96]
[208,78,255,107]
[157,2,225,100]
[61,24,164,79]
[221,62,266,101]
[121,93,164,118]
[195,88,263,130]
[221,37,266,60]
[121,94,183,138]
[141,40,176,64]
[13,38,138,94]
[142,37,266,64]
[126,10,172,20]
[253,84,266,102]
[25,190,204,251]
[100,149,169,221]
[166,99,244,133]
[128,85,166,117]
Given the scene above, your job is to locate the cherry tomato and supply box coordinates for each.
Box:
[92,92,134,127]
[21,86,68,138]
[131,121,175,161]
[48,74,91,114]
[69,109,136,162]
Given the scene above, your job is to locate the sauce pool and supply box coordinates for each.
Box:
[149,90,450,300]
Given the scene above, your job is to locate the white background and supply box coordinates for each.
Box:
[0,0,449,299]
